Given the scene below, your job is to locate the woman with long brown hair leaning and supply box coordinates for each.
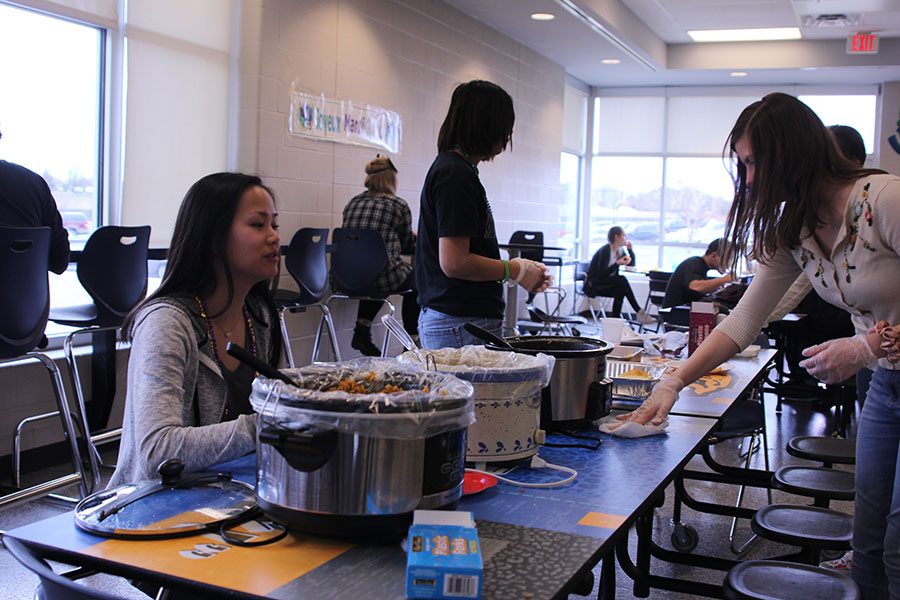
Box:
[624,93,900,599]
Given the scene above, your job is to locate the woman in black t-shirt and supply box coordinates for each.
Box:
[415,80,551,349]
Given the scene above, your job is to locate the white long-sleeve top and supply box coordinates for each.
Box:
[717,173,900,370]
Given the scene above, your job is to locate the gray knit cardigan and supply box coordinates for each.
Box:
[108,294,275,487]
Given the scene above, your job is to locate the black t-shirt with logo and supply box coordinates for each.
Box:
[415,151,503,319]
[663,255,709,308]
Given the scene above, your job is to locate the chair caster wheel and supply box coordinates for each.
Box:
[671,523,699,553]
[571,570,594,595]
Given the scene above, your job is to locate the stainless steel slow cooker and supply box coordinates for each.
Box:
[486,336,614,427]
[250,359,474,538]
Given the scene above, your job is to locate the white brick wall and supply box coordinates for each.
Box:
[238,0,566,361]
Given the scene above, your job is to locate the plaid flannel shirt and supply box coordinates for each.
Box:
[341,190,415,292]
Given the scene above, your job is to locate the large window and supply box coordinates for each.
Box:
[0,3,104,244]
[559,152,581,255]
[590,90,879,271]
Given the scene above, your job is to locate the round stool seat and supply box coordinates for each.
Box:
[787,436,855,465]
[724,560,860,600]
[773,466,855,501]
[751,504,852,549]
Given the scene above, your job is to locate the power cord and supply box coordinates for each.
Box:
[466,454,577,488]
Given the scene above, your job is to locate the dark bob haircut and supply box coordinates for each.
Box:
[829,125,866,166]
[437,80,514,159]
[607,226,624,243]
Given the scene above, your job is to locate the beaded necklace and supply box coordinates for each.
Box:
[195,296,257,371]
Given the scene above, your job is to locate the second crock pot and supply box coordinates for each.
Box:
[250,359,474,538]
[485,336,614,426]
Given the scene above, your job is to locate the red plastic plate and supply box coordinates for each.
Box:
[463,471,498,495]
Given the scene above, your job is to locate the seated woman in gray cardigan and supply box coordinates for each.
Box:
[109,172,282,487]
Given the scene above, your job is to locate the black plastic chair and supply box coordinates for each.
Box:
[639,271,671,333]
[0,227,90,509]
[44,225,151,488]
[3,536,122,599]
[325,228,397,357]
[723,560,860,600]
[274,228,340,366]
[572,260,607,322]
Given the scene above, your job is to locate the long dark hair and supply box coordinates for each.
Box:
[723,93,881,265]
[437,80,514,159]
[125,172,282,366]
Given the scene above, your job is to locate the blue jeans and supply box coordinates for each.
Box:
[418,307,502,350]
[853,367,900,600]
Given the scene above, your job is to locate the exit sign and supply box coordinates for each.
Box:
[847,32,879,54]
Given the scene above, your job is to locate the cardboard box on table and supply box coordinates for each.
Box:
[688,302,718,356]
[406,510,482,599]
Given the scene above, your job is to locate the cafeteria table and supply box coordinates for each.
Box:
[4,352,778,599]
[5,416,716,600]
[497,243,565,337]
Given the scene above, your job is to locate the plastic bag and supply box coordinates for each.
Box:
[250,358,475,440]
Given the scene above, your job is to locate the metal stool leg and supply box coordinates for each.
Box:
[1,353,89,510]
[277,307,295,368]
[316,304,341,362]
[62,331,103,490]
[378,298,396,357]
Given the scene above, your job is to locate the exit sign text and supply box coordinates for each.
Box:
[847,32,879,54]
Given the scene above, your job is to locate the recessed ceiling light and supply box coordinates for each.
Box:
[531,12,555,21]
[688,28,801,43]
[730,71,749,77]
[800,67,818,71]
[601,58,621,65]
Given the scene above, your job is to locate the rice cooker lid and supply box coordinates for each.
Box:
[498,336,614,358]
[251,362,471,414]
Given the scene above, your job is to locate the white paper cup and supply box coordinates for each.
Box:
[601,318,626,344]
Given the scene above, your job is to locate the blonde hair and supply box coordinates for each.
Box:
[364,156,397,194]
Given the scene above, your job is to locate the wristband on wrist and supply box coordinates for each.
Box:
[513,260,528,284]
[500,259,509,283]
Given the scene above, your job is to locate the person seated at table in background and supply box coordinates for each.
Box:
[341,155,418,356]
[662,238,734,309]
[625,93,899,599]
[0,127,69,274]
[108,172,282,487]
[583,226,655,324]
[416,79,551,349]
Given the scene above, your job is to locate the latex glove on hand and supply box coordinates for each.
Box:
[509,258,552,293]
[619,375,684,426]
[875,320,900,364]
[799,333,878,384]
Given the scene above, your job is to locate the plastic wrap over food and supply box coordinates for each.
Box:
[250,358,475,440]
[398,345,554,396]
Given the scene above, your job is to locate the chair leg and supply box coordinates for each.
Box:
[377,298,397,357]
[62,332,102,491]
[30,352,90,498]
[727,432,761,555]
[277,307,295,368]
[13,411,60,489]
[316,304,341,362]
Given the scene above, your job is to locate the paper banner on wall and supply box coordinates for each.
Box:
[289,86,402,154]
